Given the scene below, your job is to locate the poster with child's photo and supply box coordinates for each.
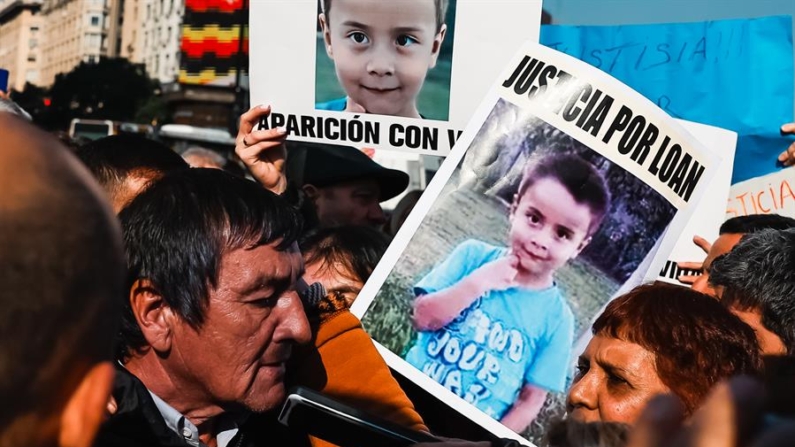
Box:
[350,42,718,445]
[250,0,542,154]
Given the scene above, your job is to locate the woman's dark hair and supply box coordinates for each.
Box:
[592,283,763,414]
[117,168,302,360]
[300,225,390,284]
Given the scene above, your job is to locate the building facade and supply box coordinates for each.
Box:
[130,0,182,83]
[38,0,122,86]
[0,0,43,90]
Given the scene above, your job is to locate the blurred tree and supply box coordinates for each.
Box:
[46,58,157,129]
[134,94,169,126]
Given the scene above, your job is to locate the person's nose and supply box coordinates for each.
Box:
[272,291,312,345]
[366,47,395,76]
[529,227,554,251]
[566,371,599,420]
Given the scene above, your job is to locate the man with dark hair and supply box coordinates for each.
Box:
[709,228,795,355]
[74,134,189,212]
[97,168,311,447]
[679,214,795,295]
[0,114,125,447]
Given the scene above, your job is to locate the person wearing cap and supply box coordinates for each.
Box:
[235,105,409,231]
[286,141,410,229]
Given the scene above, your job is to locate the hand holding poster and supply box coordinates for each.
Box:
[250,0,542,154]
[351,42,717,444]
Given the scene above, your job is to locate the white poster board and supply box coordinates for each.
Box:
[351,42,717,444]
[250,0,542,154]
[655,121,737,284]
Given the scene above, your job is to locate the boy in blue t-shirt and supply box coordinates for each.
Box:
[405,153,611,432]
[315,0,448,118]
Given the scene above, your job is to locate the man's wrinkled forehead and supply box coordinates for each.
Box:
[228,241,305,294]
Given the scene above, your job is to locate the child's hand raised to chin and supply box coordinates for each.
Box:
[467,253,521,295]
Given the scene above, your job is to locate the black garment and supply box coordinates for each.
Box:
[93,365,309,447]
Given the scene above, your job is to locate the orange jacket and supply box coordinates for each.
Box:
[287,310,428,447]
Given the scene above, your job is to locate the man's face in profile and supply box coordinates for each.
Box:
[309,178,386,228]
[691,232,744,296]
[167,242,311,412]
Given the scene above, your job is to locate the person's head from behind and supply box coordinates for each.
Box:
[118,169,311,414]
[567,283,761,425]
[0,95,32,121]
[709,228,795,356]
[300,225,390,309]
[319,0,448,118]
[75,134,188,213]
[287,142,409,229]
[0,114,124,447]
[181,146,227,169]
[509,153,610,283]
[543,419,629,447]
[691,214,795,295]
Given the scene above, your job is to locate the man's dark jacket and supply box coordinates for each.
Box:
[93,365,310,447]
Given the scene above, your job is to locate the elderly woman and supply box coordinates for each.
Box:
[567,283,762,424]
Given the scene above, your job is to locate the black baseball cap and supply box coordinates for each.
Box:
[286,142,410,202]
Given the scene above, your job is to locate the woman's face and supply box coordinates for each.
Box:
[302,259,364,309]
[566,334,671,424]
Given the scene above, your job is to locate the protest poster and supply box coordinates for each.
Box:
[540,17,794,288]
[350,41,717,444]
[727,170,795,219]
[540,16,793,185]
[655,121,736,284]
[249,0,542,154]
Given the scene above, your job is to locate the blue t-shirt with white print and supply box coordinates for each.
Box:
[404,239,574,420]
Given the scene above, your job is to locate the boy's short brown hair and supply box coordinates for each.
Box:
[517,153,611,237]
[321,0,449,32]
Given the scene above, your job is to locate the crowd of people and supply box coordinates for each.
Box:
[4,90,795,447]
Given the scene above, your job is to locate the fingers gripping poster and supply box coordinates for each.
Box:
[249,0,542,155]
[351,42,717,444]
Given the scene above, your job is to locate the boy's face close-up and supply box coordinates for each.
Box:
[509,176,594,282]
[320,0,446,118]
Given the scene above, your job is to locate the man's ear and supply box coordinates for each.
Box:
[319,13,334,59]
[58,362,115,447]
[428,24,447,69]
[303,184,320,202]
[129,279,175,354]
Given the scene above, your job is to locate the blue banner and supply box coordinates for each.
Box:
[541,16,794,183]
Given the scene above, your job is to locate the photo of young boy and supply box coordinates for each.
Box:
[404,154,610,431]
[315,0,455,120]
[359,99,678,442]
